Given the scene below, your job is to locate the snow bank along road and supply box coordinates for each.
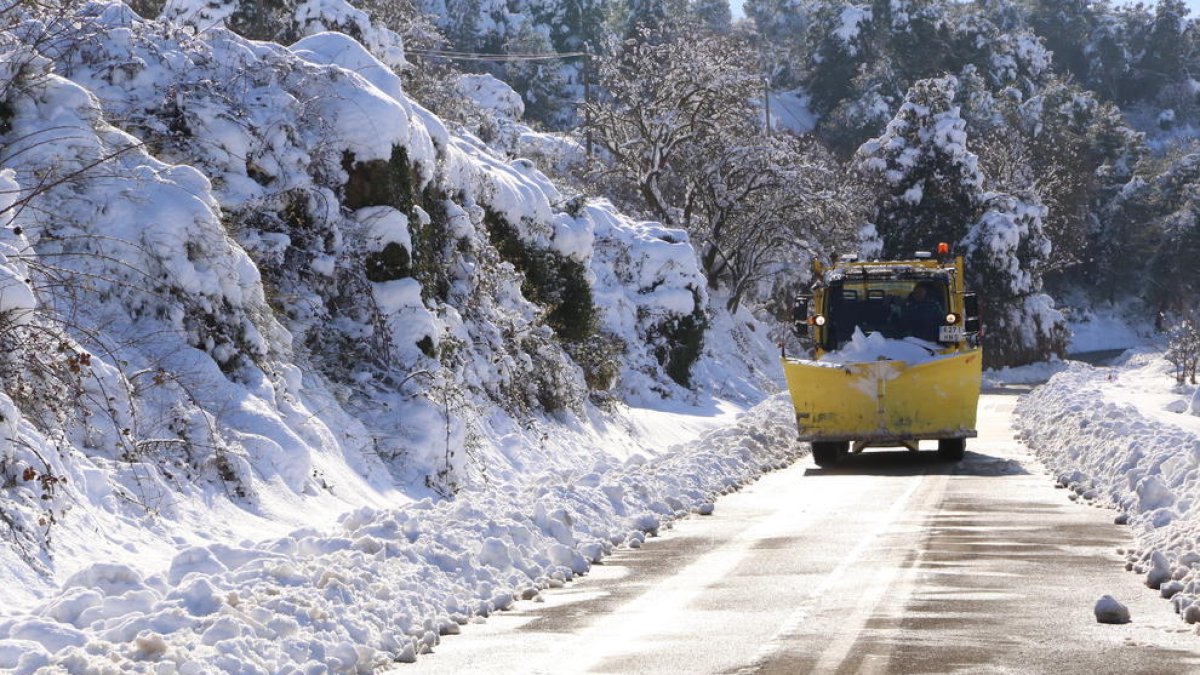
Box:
[402,392,1200,674]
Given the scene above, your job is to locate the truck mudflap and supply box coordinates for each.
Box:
[781,349,983,442]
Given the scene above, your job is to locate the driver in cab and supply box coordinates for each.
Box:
[901,283,944,342]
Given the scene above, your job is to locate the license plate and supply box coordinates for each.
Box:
[939,325,964,342]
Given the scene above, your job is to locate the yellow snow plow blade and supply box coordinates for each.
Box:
[781,349,982,443]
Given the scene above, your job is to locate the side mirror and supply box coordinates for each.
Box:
[963,293,981,335]
[792,295,811,338]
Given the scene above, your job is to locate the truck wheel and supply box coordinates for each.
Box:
[938,438,966,462]
[812,441,846,467]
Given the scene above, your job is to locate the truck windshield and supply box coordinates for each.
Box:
[823,279,948,349]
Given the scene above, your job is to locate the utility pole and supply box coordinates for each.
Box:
[583,43,593,158]
[764,77,772,137]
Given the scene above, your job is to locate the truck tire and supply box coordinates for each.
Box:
[938,438,966,462]
[812,441,846,467]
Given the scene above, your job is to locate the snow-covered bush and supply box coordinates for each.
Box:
[162,0,407,67]
[963,192,1068,364]
[1166,317,1199,385]
[0,2,742,604]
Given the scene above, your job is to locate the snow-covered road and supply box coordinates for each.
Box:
[401,392,1200,673]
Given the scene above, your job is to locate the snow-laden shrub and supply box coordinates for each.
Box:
[162,0,407,67]
[24,3,716,476]
[1167,318,1199,385]
[0,40,317,575]
[0,5,736,604]
[963,192,1067,365]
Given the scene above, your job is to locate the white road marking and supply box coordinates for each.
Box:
[812,472,946,673]
[739,471,939,673]
[558,485,835,672]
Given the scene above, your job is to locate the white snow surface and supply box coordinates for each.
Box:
[1016,351,1200,625]
[769,89,818,135]
[0,2,792,671]
[818,328,944,364]
[1064,304,1145,353]
[981,358,1068,387]
[456,73,526,122]
[0,395,801,671]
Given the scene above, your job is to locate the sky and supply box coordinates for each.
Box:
[730,0,1200,21]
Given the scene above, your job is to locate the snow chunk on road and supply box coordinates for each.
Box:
[1094,595,1131,624]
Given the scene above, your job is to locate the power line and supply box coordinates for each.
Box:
[406,48,588,62]
[407,44,596,157]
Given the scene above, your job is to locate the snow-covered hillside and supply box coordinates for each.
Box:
[0,1,786,670]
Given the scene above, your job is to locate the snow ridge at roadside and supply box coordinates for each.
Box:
[0,395,800,672]
[1015,356,1200,626]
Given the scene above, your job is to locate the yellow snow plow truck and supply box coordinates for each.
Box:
[783,249,982,467]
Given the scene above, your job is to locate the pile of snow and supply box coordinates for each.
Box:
[0,395,800,671]
[819,328,943,364]
[982,358,1069,387]
[1064,304,1144,353]
[1015,351,1200,625]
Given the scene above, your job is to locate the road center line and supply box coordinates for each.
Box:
[740,470,936,673]
[813,471,947,673]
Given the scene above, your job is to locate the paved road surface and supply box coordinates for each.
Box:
[403,391,1200,674]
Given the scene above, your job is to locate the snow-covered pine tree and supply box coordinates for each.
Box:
[860,73,1068,365]
[855,75,982,258]
[962,191,1067,365]
[805,1,876,113]
[1129,0,1191,102]
[1149,207,1200,320]
[1025,0,1096,83]
[500,23,573,127]
[877,0,955,84]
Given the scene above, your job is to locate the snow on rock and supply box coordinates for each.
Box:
[1094,595,1131,624]
[819,328,943,364]
[1016,352,1200,624]
[457,73,526,122]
